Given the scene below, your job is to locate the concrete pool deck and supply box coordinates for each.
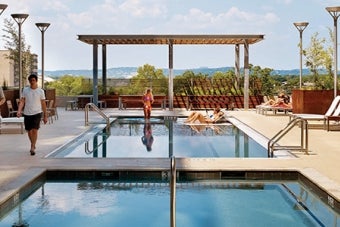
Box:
[0,107,339,205]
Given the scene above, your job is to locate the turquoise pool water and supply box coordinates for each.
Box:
[50,118,270,158]
[0,180,337,227]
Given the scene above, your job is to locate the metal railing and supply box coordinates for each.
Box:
[170,156,176,227]
[85,103,111,133]
[84,135,108,155]
[268,118,308,157]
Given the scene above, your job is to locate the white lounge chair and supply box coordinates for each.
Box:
[326,103,340,131]
[289,95,340,129]
[0,116,24,134]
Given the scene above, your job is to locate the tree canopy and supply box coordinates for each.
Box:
[2,18,33,87]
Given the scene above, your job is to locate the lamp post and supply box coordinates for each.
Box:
[35,23,50,89]
[0,4,7,15]
[326,6,340,98]
[293,22,309,88]
[11,14,28,97]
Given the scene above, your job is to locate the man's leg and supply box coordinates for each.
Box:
[28,129,38,154]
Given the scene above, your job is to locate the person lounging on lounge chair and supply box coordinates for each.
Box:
[256,92,292,115]
[185,108,225,124]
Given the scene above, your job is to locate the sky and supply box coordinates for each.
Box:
[0,0,339,71]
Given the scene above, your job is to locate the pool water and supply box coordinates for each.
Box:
[0,180,337,227]
[50,118,269,158]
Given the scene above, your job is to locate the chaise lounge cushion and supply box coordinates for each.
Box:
[0,116,24,134]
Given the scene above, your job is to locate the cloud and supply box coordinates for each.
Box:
[68,12,94,29]
[119,0,167,18]
[167,7,280,33]
[44,1,69,12]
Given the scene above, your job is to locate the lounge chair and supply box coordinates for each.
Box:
[6,100,18,117]
[0,116,24,134]
[256,104,292,115]
[289,95,340,129]
[326,103,340,131]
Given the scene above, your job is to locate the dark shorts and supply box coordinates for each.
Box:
[24,113,42,131]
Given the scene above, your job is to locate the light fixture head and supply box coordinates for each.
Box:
[11,14,29,24]
[326,6,340,13]
[293,22,309,32]
[0,4,7,15]
[36,23,50,32]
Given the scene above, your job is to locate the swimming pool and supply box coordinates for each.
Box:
[49,117,277,158]
[0,177,338,227]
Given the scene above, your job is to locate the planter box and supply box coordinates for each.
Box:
[292,89,338,114]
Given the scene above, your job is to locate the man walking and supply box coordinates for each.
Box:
[17,74,48,155]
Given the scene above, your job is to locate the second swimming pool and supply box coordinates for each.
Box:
[0,178,337,227]
[49,117,276,158]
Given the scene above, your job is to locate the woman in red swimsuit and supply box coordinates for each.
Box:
[142,88,154,119]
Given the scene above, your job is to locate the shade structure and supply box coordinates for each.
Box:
[78,34,265,110]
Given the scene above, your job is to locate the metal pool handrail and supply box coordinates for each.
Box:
[85,137,109,155]
[85,103,111,133]
[170,157,176,227]
[267,117,308,157]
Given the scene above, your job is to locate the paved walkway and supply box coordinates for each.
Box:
[0,107,339,205]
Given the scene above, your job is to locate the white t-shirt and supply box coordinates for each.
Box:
[22,87,46,115]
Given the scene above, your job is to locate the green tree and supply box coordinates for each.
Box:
[304,32,330,89]
[46,75,85,96]
[130,64,167,95]
[2,18,33,87]
[249,65,275,95]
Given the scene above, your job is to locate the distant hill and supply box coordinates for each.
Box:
[44,66,312,79]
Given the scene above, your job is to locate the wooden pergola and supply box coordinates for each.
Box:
[77,34,265,110]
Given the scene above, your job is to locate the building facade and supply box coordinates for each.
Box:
[0,50,38,88]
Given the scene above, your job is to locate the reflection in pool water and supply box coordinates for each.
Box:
[50,118,270,158]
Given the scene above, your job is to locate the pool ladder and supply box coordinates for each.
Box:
[268,118,308,157]
[85,103,111,133]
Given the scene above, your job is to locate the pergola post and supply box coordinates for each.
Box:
[168,40,174,110]
[93,41,98,105]
[102,44,107,94]
[235,44,240,89]
[243,41,249,110]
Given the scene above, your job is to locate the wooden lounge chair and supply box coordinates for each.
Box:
[289,95,340,129]
[0,116,24,134]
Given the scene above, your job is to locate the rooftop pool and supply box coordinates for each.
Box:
[0,170,338,227]
[48,117,285,158]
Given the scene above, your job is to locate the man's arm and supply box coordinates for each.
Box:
[17,98,25,117]
[41,99,48,124]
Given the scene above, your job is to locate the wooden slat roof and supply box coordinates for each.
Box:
[77,34,264,45]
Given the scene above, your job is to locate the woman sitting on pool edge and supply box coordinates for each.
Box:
[185,108,225,124]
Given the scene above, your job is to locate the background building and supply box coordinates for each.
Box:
[0,50,38,88]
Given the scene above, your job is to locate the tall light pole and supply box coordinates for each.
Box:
[0,4,7,15]
[36,23,50,89]
[293,22,309,89]
[11,14,28,97]
[326,7,340,98]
